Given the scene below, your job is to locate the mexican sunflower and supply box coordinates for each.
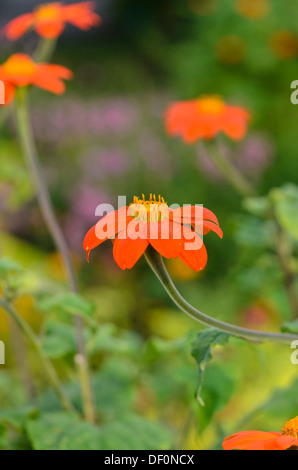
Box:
[0,53,73,105]
[164,95,250,143]
[83,194,223,271]
[3,2,101,40]
[223,416,298,450]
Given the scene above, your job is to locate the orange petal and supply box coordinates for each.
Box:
[35,20,65,39]
[0,77,15,106]
[33,64,73,94]
[193,220,223,239]
[3,13,34,40]
[62,2,101,30]
[222,106,250,141]
[113,223,149,269]
[179,242,207,271]
[83,225,108,259]
[148,220,183,258]
[222,431,281,450]
[83,208,131,260]
[171,206,219,226]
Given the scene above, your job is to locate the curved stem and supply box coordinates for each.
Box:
[144,245,298,344]
[14,88,96,423]
[200,141,257,198]
[0,297,73,412]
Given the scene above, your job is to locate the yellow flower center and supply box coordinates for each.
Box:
[281,416,298,438]
[35,3,61,22]
[197,96,224,114]
[2,54,36,78]
[128,194,169,222]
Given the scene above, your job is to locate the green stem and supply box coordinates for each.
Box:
[33,38,57,63]
[0,297,73,412]
[144,245,298,344]
[200,141,257,198]
[14,88,96,423]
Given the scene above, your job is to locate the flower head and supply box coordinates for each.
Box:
[83,194,223,270]
[0,53,73,105]
[164,95,250,143]
[223,416,298,450]
[4,1,101,40]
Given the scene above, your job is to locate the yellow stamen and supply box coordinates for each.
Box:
[35,3,61,21]
[281,416,298,438]
[3,55,36,77]
[197,96,224,114]
[129,194,168,222]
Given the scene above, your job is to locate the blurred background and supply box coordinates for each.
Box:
[0,0,298,450]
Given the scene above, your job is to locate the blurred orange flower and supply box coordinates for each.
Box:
[83,194,223,271]
[0,53,73,105]
[164,96,250,143]
[223,416,298,450]
[234,0,271,20]
[4,1,101,40]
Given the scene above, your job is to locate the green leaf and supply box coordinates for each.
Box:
[41,321,77,358]
[143,335,189,363]
[99,413,173,450]
[233,215,274,248]
[0,406,38,431]
[270,184,298,240]
[191,328,232,403]
[25,411,173,450]
[243,197,270,217]
[87,323,142,357]
[196,364,237,432]
[38,292,96,325]
[0,258,23,277]
[281,319,298,334]
[93,359,137,419]
[26,412,101,450]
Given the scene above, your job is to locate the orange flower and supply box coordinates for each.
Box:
[83,194,223,270]
[164,95,250,143]
[4,2,101,40]
[0,53,73,105]
[223,416,298,450]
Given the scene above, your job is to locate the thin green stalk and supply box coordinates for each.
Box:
[200,141,257,198]
[14,87,96,423]
[144,245,298,344]
[33,38,57,63]
[0,297,73,412]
